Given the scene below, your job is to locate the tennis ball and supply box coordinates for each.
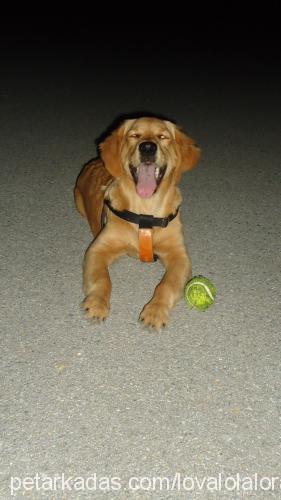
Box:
[184,276,216,311]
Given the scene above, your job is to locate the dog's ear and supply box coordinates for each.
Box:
[99,119,135,177]
[99,124,125,178]
[174,127,201,182]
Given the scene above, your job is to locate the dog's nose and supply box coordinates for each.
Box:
[139,141,157,156]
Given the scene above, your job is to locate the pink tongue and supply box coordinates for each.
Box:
[136,163,157,198]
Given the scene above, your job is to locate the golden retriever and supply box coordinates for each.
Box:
[75,116,200,330]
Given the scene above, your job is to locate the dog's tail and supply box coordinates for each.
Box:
[74,161,99,218]
[74,186,86,217]
[74,159,113,236]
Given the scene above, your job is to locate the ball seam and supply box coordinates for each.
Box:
[185,281,215,301]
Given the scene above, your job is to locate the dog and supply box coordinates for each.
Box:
[74,116,200,330]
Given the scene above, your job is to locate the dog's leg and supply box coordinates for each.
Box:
[139,246,192,330]
[82,231,125,321]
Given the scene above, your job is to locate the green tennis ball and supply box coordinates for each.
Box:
[184,276,216,311]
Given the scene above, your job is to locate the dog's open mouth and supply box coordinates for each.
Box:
[129,162,167,198]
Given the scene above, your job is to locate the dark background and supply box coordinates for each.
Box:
[2,15,279,82]
[1,15,280,141]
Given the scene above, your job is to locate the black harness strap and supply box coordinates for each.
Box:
[104,199,180,229]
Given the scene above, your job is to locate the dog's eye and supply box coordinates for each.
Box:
[159,134,168,140]
[129,133,140,139]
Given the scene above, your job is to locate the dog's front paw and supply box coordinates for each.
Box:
[82,293,109,321]
[139,303,170,331]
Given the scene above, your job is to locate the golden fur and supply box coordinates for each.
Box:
[75,117,200,330]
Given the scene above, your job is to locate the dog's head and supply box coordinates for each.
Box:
[99,117,200,199]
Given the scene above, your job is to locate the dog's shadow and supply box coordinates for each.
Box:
[95,110,176,146]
